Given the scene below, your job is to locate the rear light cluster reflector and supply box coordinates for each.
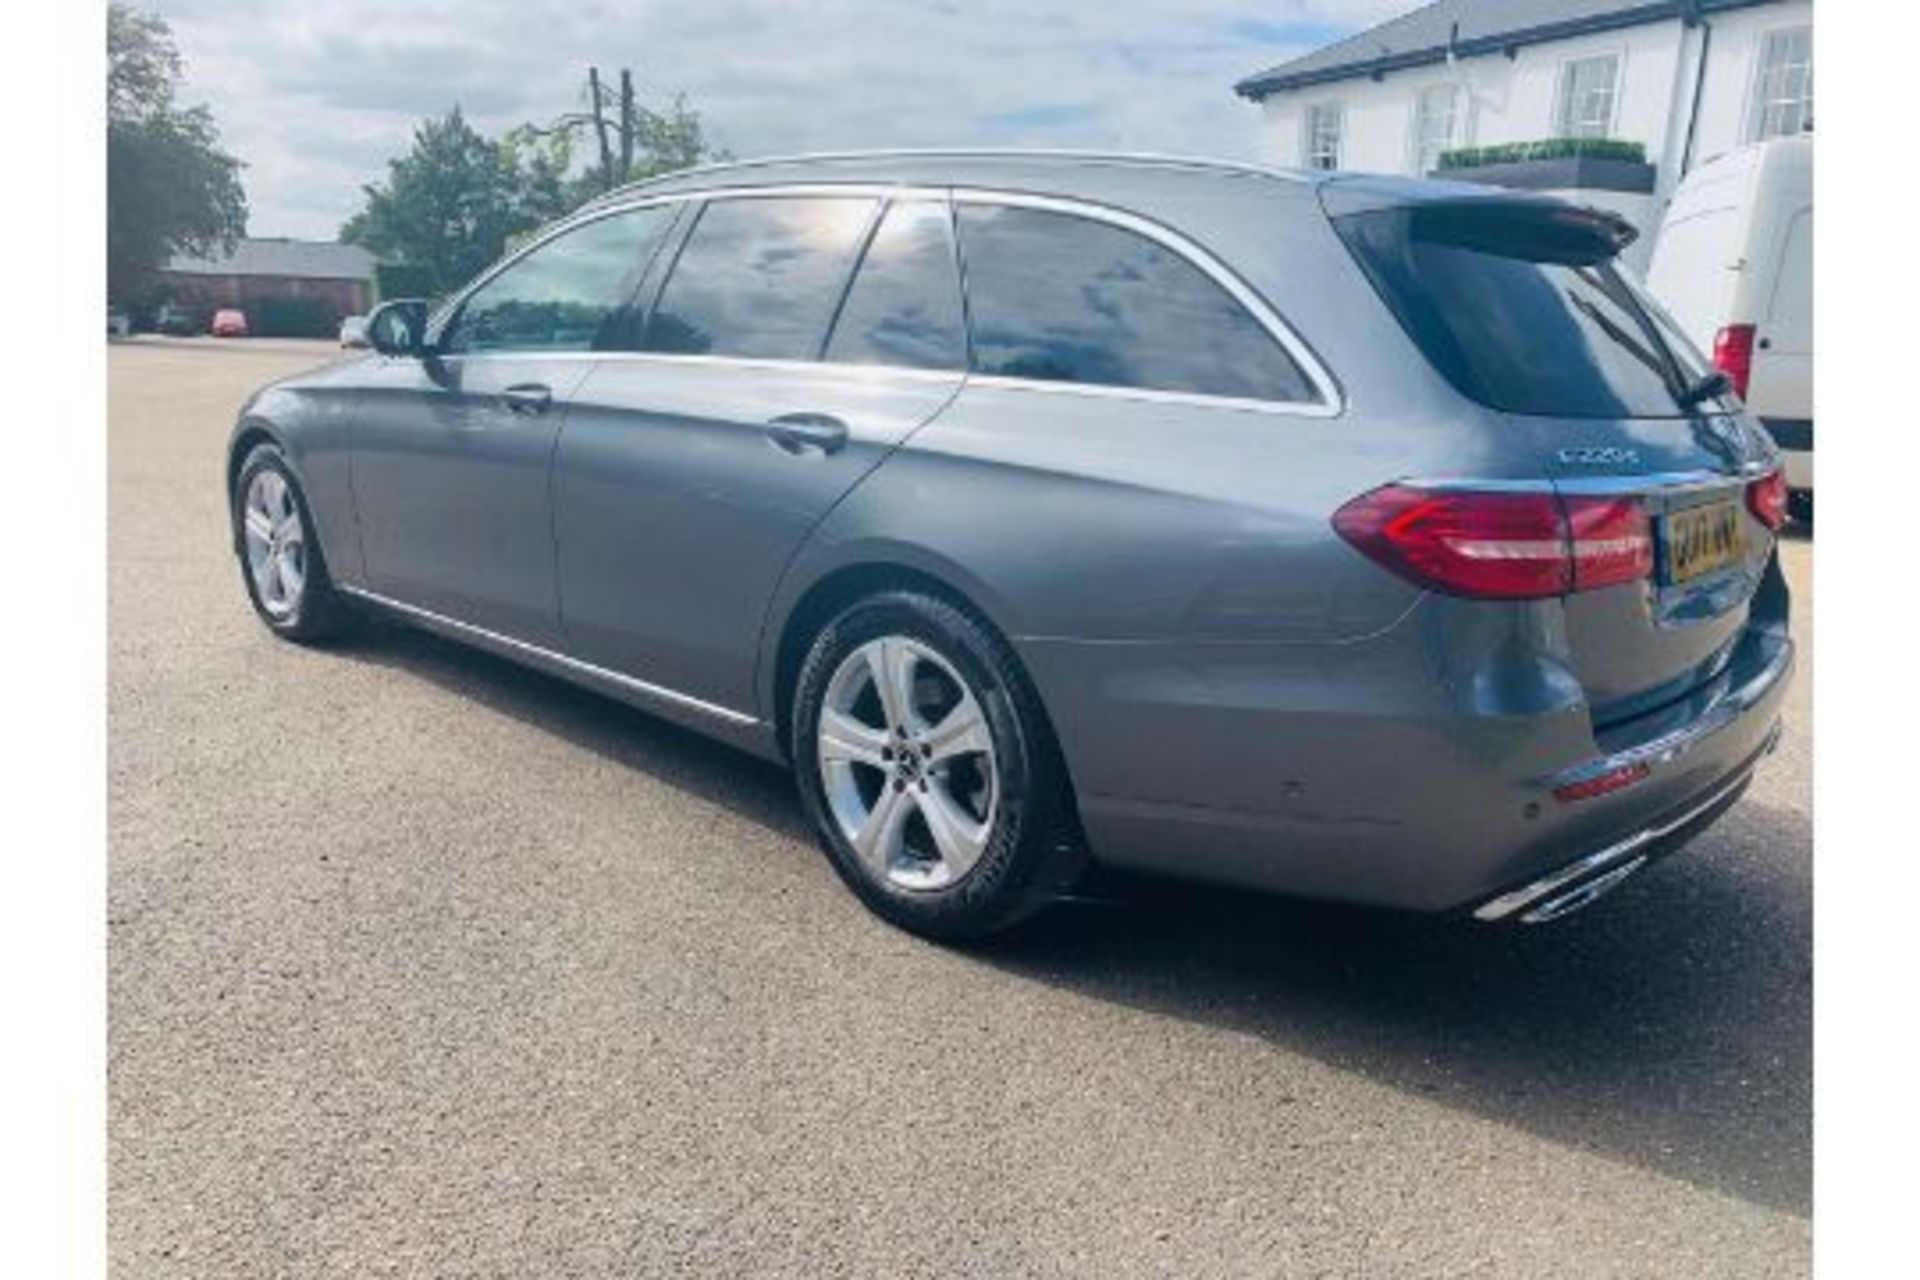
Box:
[1332,485,1653,600]
[1552,761,1652,804]
[1746,467,1788,530]
[1712,323,1756,400]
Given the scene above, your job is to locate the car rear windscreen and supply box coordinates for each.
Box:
[1333,203,1696,419]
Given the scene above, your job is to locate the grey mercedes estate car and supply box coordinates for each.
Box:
[227,150,1793,939]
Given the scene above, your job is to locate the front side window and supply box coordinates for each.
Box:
[1556,55,1620,139]
[442,207,674,354]
[1412,84,1459,175]
[1304,103,1343,170]
[956,203,1317,404]
[824,200,966,370]
[1749,25,1813,140]
[643,196,876,360]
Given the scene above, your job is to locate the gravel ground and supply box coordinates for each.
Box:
[109,340,1813,1278]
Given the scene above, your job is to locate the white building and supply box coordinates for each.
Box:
[1235,0,1813,266]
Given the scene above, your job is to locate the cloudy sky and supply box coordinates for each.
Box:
[145,0,1407,239]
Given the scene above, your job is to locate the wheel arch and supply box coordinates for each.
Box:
[761,547,1048,755]
[764,550,1085,849]
[225,418,291,552]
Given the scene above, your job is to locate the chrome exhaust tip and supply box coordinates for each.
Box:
[1515,855,1649,924]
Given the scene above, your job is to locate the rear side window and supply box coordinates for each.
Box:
[1334,204,1694,418]
[955,203,1318,403]
[443,206,673,354]
[825,201,966,370]
[643,196,876,360]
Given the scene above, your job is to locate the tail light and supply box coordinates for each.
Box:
[1332,484,1652,600]
[1746,467,1788,530]
[1712,323,1756,399]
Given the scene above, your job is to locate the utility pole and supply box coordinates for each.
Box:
[619,68,636,186]
[586,66,615,191]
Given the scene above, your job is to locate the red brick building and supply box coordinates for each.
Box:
[158,238,375,333]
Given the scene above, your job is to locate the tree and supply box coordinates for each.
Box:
[519,67,727,201]
[340,108,571,296]
[339,76,724,296]
[106,3,247,303]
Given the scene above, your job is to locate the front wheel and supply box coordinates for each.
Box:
[791,591,1080,940]
[232,442,357,642]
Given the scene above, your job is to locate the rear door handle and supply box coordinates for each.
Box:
[766,412,849,456]
[501,383,553,415]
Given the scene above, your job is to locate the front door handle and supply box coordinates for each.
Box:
[501,382,553,415]
[766,412,849,457]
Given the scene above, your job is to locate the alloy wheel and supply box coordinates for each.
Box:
[242,468,307,618]
[817,635,999,891]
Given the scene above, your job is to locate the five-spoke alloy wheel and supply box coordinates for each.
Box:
[793,590,1080,939]
[242,467,308,619]
[231,442,356,641]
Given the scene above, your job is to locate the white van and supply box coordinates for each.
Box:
[1645,134,1812,520]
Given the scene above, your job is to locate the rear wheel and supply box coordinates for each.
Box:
[232,443,357,641]
[791,591,1080,940]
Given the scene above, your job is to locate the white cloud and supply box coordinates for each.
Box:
[144,0,1409,238]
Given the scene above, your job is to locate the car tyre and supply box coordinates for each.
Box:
[791,590,1082,941]
[232,442,357,642]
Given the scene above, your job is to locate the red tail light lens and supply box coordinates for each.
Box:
[1746,468,1788,530]
[1712,323,1756,399]
[1332,485,1652,600]
[1564,496,1654,590]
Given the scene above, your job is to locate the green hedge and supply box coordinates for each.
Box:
[1436,137,1647,171]
[250,296,339,338]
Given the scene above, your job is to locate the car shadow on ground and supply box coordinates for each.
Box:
[326,615,1812,1220]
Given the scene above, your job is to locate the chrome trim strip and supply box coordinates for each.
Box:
[1402,467,1772,496]
[1544,639,1793,790]
[421,347,968,385]
[1473,752,1766,922]
[961,373,1329,417]
[338,587,760,728]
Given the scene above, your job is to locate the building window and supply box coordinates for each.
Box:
[1749,25,1813,140]
[1555,54,1619,138]
[1304,103,1343,170]
[1412,84,1459,174]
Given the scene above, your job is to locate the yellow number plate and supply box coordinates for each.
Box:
[1662,500,1745,585]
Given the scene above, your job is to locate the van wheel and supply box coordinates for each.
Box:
[791,590,1081,940]
[232,443,357,642]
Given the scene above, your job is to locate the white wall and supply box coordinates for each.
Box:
[1252,0,1812,230]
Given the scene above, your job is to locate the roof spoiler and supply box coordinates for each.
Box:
[1319,181,1638,264]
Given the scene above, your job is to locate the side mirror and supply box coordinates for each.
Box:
[366,299,430,357]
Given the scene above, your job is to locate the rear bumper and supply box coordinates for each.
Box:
[1029,609,1794,915]
[1472,719,1778,923]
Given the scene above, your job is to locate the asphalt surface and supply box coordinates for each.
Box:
[109,339,1813,1277]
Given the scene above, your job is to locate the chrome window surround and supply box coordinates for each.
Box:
[422,182,1344,418]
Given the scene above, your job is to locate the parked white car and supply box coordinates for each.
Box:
[1646,134,1812,520]
[338,314,370,349]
